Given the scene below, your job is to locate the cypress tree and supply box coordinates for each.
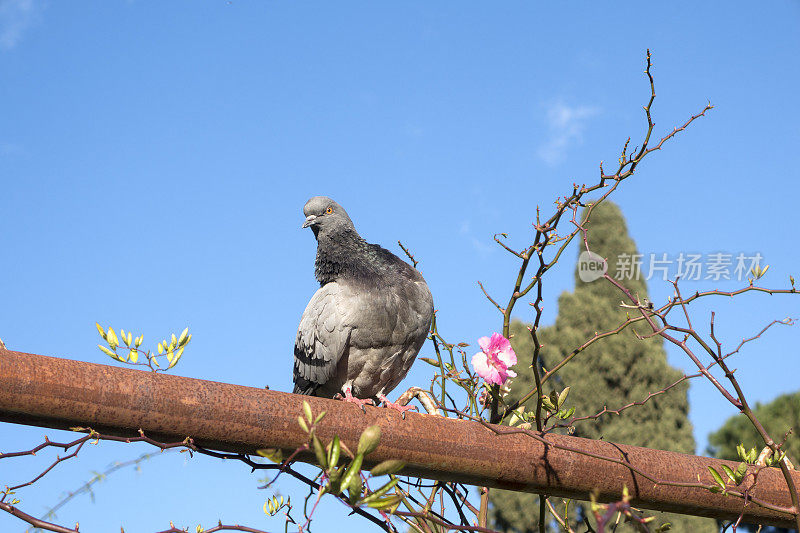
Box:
[490,201,716,532]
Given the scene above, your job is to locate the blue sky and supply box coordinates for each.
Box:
[1,1,799,531]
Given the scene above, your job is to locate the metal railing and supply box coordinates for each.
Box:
[1,349,797,528]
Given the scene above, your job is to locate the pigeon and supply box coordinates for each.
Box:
[293,196,434,414]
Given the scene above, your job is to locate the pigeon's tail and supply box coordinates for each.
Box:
[292,378,318,396]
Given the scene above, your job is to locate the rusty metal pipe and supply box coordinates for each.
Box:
[0,350,797,528]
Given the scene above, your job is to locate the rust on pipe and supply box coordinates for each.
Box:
[0,349,797,528]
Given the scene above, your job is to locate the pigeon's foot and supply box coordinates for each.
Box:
[334,387,374,413]
[378,393,417,419]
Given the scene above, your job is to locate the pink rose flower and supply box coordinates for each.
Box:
[471,333,518,386]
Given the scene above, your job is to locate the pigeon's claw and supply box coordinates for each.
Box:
[335,387,374,413]
[378,393,417,419]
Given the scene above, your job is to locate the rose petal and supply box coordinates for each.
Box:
[472,351,490,378]
[488,333,510,353]
[498,347,517,367]
[478,336,491,352]
[483,366,502,385]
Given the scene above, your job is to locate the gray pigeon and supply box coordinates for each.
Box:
[293,196,434,413]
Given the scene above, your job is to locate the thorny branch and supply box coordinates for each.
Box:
[1,428,391,533]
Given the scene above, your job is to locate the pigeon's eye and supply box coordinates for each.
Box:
[325,206,334,214]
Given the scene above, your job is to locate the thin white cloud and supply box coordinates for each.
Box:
[537,101,600,166]
[0,142,24,155]
[459,220,495,257]
[470,237,494,257]
[0,0,37,50]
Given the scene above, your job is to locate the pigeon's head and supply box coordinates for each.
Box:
[302,196,356,238]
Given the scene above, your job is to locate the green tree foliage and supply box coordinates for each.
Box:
[708,391,800,468]
[490,201,716,532]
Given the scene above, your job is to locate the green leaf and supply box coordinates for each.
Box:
[328,436,341,468]
[370,460,406,477]
[297,416,309,433]
[747,447,757,463]
[96,323,106,339]
[736,443,746,461]
[720,464,736,483]
[347,471,363,504]
[358,425,381,456]
[541,396,556,411]
[98,344,116,358]
[339,453,364,494]
[362,477,399,503]
[178,327,189,346]
[549,390,560,407]
[312,435,327,468]
[106,328,119,349]
[736,462,747,477]
[557,386,570,408]
[158,341,164,355]
[708,466,725,488]
[135,335,143,348]
[734,462,747,483]
[168,347,184,369]
[366,495,402,510]
[129,349,139,363]
[303,401,313,424]
[419,357,441,367]
[327,464,342,485]
[314,410,327,424]
[127,331,132,347]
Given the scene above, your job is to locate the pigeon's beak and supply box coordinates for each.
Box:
[302,215,317,229]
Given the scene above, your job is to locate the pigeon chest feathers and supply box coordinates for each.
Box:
[313,230,398,287]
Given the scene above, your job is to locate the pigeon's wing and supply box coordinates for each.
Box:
[293,282,352,395]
